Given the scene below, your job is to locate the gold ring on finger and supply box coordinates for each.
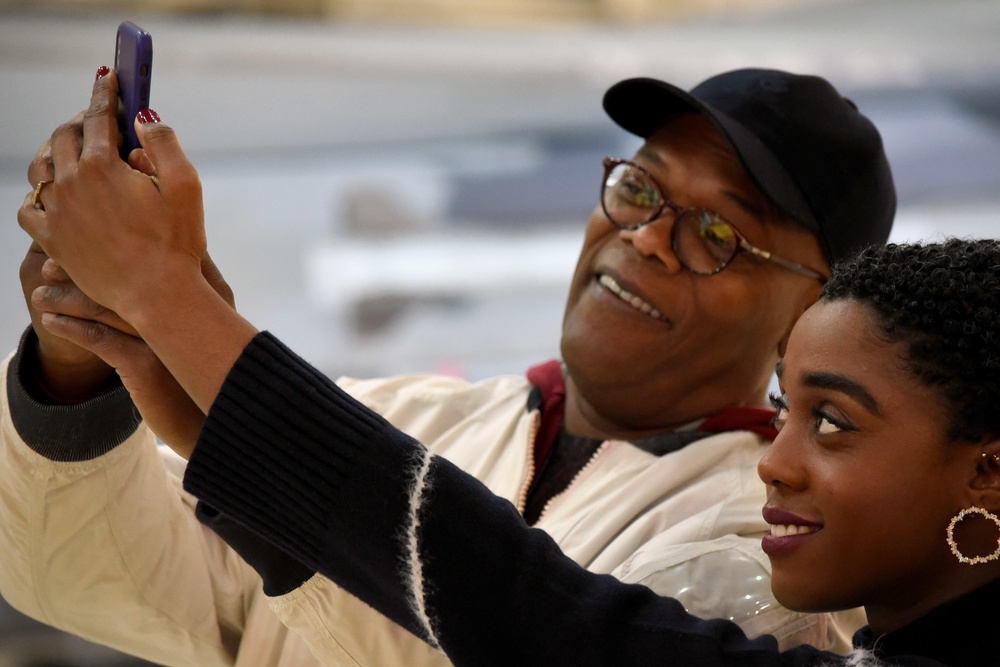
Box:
[32,179,53,210]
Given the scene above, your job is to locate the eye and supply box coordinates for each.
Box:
[614,172,660,208]
[768,392,788,432]
[770,392,857,437]
[699,216,735,247]
[811,405,856,435]
[814,413,841,435]
[695,214,738,262]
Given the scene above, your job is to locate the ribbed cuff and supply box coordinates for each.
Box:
[7,327,140,462]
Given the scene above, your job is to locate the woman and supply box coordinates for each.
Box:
[20,71,1000,666]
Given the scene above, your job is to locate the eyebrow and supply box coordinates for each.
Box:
[634,148,766,219]
[722,190,766,219]
[802,371,882,416]
[636,147,664,166]
[776,361,881,415]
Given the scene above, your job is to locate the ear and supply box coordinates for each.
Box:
[968,439,1000,508]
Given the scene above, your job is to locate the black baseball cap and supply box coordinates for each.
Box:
[603,69,896,265]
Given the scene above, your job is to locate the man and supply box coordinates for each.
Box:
[1,68,894,666]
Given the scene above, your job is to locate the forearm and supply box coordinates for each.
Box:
[121,268,257,416]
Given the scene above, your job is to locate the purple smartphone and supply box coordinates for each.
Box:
[114,21,153,159]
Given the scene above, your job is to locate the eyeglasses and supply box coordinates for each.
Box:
[600,157,828,283]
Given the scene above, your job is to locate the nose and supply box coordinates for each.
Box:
[757,428,806,491]
[617,215,684,273]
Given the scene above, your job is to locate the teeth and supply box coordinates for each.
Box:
[598,275,665,321]
[770,524,819,538]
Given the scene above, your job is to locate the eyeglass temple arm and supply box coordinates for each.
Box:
[740,241,829,283]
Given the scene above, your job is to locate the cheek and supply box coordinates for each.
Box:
[580,207,615,252]
[822,462,947,568]
[688,278,786,348]
[566,213,616,299]
[770,468,917,610]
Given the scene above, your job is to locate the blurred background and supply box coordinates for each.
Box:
[0,0,999,664]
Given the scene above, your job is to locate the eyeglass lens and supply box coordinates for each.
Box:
[602,161,661,228]
[603,161,739,275]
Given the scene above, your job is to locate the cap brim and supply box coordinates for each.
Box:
[603,77,705,140]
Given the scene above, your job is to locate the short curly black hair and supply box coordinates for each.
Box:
[820,238,1000,442]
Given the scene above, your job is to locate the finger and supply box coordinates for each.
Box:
[17,191,48,250]
[133,111,197,187]
[79,66,119,163]
[20,241,50,301]
[27,139,54,186]
[48,115,88,187]
[33,284,138,337]
[33,111,86,188]
[40,312,138,371]
[40,257,72,284]
[19,189,61,258]
[127,148,156,176]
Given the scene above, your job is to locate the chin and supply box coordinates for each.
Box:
[772,579,847,615]
[562,335,631,383]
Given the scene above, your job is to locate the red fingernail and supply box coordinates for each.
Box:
[137,108,161,124]
[96,65,111,80]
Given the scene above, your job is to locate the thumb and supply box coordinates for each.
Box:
[133,109,196,183]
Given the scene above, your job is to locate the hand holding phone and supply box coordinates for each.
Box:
[114,21,153,159]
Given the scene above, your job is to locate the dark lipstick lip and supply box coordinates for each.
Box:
[761,530,818,557]
[762,505,822,528]
[760,505,823,558]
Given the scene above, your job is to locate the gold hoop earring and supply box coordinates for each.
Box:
[946,506,1000,565]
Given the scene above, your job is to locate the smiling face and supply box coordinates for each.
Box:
[759,299,985,632]
[560,113,827,438]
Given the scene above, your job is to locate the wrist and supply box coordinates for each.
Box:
[120,266,258,414]
[115,257,206,334]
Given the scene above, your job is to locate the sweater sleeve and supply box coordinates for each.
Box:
[183,332,833,667]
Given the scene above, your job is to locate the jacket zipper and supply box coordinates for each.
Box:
[515,411,540,515]
[534,440,612,524]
